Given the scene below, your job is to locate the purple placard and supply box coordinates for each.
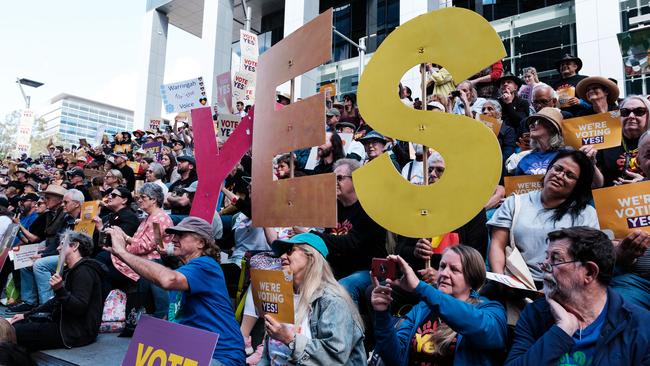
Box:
[142,141,163,162]
[122,315,219,366]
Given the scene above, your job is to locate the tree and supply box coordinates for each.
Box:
[29,116,55,158]
[0,110,20,159]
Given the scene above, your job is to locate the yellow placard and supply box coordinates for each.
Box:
[562,111,622,150]
[249,269,295,324]
[504,175,544,196]
[593,181,650,238]
[557,86,575,109]
[477,114,502,136]
[74,201,100,236]
[126,161,140,173]
[354,8,505,238]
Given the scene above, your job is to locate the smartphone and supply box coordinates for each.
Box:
[450,90,461,98]
[371,258,397,281]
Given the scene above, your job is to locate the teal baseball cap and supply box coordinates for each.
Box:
[271,233,329,258]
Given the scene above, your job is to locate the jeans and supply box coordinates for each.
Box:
[20,255,58,306]
[339,270,372,305]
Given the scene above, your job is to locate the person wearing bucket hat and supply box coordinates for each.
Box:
[357,131,400,169]
[497,72,531,131]
[105,216,245,365]
[575,76,620,116]
[553,54,591,115]
[259,232,366,365]
[515,107,566,176]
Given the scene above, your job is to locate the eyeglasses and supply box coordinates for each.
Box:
[549,164,579,181]
[336,175,352,182]
[620,107,648,117]
[428,167,445,175]
[538,260,581,273]
[533,98,552,106]
[109,193,122,199]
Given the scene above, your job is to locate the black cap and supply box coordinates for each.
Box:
[67,168,85,178]
[20,193,40,202]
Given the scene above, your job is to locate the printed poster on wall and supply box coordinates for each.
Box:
[249,269,294,324]
[160,77,208,113]
[592,180,650,238]
[562,111,622,150]
[504,175,544,196]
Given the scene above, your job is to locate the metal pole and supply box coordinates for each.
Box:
[358,37,366,76]
[289,78,295,178]
[16,78,29,109]
[241,0,251,31]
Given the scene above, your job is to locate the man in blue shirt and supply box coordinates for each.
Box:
[506,227,650,365]
[107,216,245,366]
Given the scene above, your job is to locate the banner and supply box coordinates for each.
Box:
[122,315,218,366]
[241,56,258,77]
[216,72,233,114]
[562,111,622,150]
[240,30,259,59]
[593,181,650,238]
[249,269,294,324]
[477,114,502,136]
[75,201,101,236]
[160,77,207,113]
[142,141,163,162]
[215,114,242,144]
[504,175,544,196]
[149,118,162,131]
[232,72,252,103]
[15,109,33,157]
[12,244,41,270]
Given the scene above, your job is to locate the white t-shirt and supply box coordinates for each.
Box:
[267,294,312,366]
[488,190,599,281]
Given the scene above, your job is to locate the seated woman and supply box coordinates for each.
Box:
[512,107,565,176]
[489,150,599,289]
[98,183,173,317]
[11,231,106,351]
[371,246,507,365]
[258,233,366,365]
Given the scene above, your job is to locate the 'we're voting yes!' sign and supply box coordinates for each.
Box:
[160,77,208,113]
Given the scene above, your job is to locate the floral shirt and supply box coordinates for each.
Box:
[112,210,173,281]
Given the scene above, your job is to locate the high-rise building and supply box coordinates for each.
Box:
[39,93,134,147]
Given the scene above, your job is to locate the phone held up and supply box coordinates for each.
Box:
[371,258,398,281]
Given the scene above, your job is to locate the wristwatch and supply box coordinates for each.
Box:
[287,335,296,351]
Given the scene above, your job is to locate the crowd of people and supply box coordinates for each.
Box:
[0,52,649,366]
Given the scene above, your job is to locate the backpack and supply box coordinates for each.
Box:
[99,289,126,333]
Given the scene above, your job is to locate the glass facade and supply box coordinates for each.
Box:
[452,0,570,22]
[620,0,650,95]
[48,97,133,147]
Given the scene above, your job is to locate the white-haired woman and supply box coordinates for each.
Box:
[259,233,366,365]
[513,107,565,175]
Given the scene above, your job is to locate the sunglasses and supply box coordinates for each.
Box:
[620,107,647,117]
[109,193,122,199]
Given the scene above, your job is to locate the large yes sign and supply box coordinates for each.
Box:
[355,8,505,238]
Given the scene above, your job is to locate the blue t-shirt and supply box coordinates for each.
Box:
[168,256,245,365]
[558,300,608,366]
[14,212,39,246]
[516,150,559,175]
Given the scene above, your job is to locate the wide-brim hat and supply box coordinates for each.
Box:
[358,130,387,143]
[556,54,583,73]
[525,107,563,135]
[575,76,620,105]
[271,233,329,258]
[42,185,67,197]
[497,72,523,88]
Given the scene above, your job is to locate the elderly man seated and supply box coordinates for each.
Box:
[506,226,650,365]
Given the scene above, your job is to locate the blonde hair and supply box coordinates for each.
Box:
[294,246,364,331]
[523,67,540,83]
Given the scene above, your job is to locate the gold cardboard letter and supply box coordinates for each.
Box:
[355,8,505,238]
[252,9,337,227]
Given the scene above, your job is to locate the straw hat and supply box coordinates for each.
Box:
[525,107,564,135]
[576,76,620,105]
[42,185,68,197]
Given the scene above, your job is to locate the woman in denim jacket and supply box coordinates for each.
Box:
[259,233,366,365]
[372,246,507,365]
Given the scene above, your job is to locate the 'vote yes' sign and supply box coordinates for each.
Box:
[593,181,650,238]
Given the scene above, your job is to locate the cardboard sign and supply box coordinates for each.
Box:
[12,244,41,270]
[122,315,219,366]
[75,201,100,236]
[142,141,163,161]
[95,126,106,146]
[113,144,132,153]
[127,161,141,174]
[160,77,208,113]
[56,231,71,275]
[232,72,252,103]
[504,175,544,196]
[215,114,242,144]
[557,86,575,109]
[319,83,337,98]
[562,111,622,149]
[149,119,161,130]
[354,7,504,238]
[216,72,233,114]
[486,272,539,292]
[477,114,502,136]
[240,29,259,59]
[593,181,650,238]
[190,107,253,222]
[249,269,294,324]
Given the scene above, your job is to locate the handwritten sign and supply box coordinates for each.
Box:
[143,141,163,162]
[593,181,650,238]
[149,119,161,131]
[504,175,544,196]
[216,72,233,114]
[557,86,575,109]
[250,269,294,324]
[215,114,242,144]
[160,77,207,113]
[75,201,100,236]
[240,30,259,59]
[122,315,218,366]
[477,114,502,136]
[561,111,622,149]
[232,72,252,103]
[12,244,41,270]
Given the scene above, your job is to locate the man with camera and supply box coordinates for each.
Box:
[91,187,139,255]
